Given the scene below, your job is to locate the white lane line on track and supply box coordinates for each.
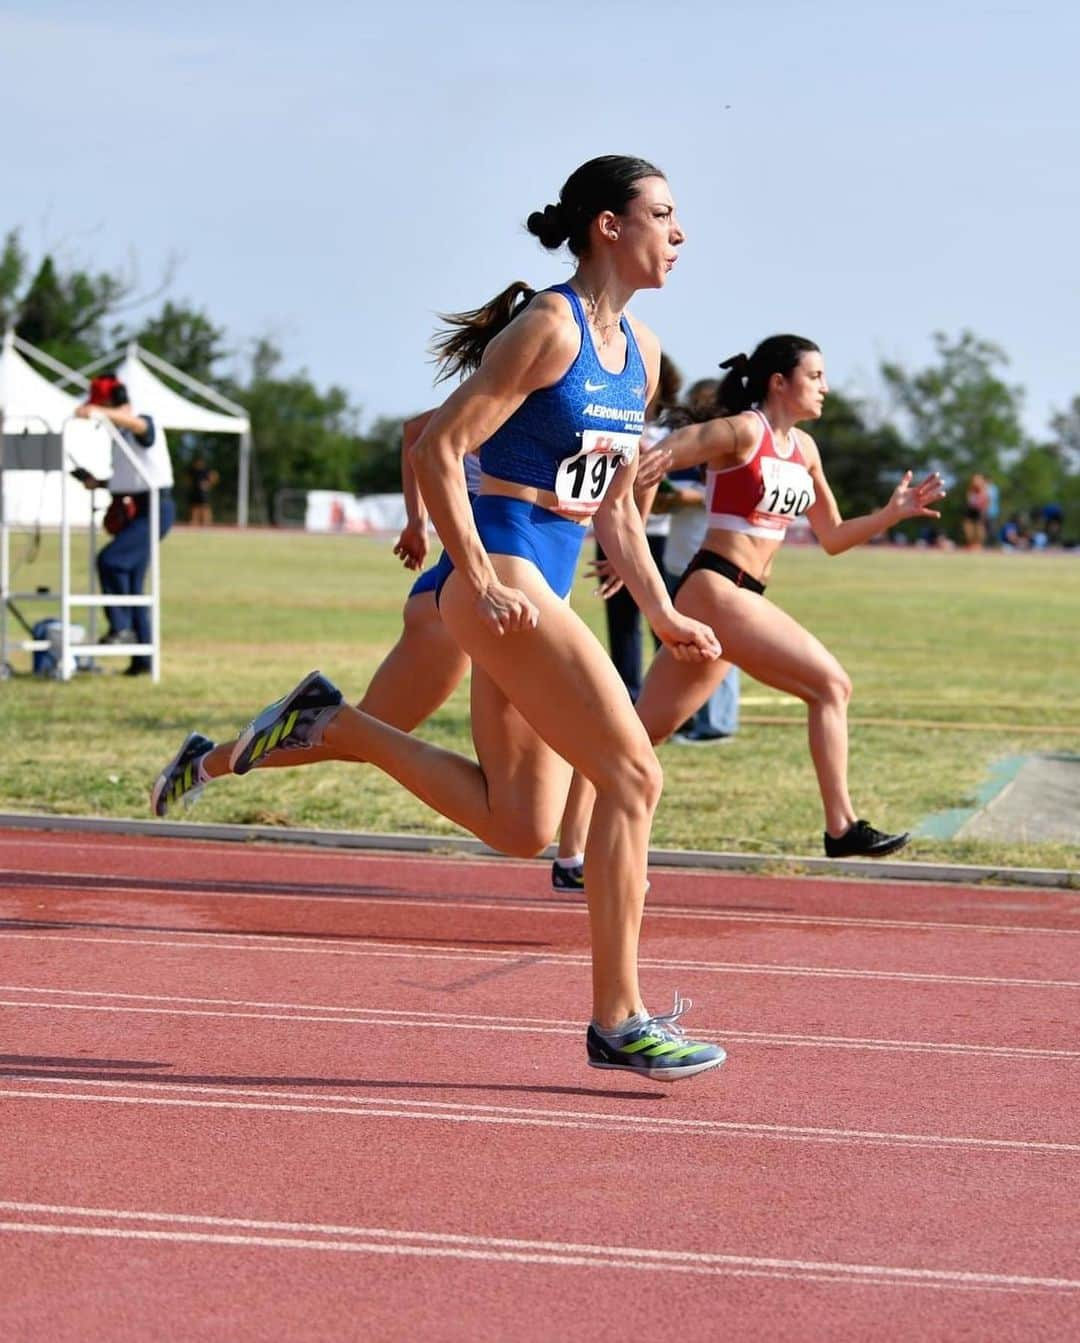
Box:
[0,1202,1075,1294]
[3,1080,1079,1155]
[4,929,1080,990]
[3,985,1079,1060]
[3,867,1078,937]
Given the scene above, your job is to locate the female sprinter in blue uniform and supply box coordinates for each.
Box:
[635,335,946,858]
[151,407,475,812]
[157,156,727,1081]
[153,309,592,882]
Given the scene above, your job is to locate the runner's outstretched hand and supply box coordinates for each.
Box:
[888,470,946,522]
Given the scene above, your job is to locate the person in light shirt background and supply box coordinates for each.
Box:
[73,373,175,676]
[650,376,740,742]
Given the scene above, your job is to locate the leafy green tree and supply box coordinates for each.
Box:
[1042,400,1080,541]
[880,330,1030,539]
[224,338,365,523]
[1002,444,1067,518]
[15,255,129,369]
[128,301,229,385]
[1,226,175,371]
[0,230,27,330]
[352,414,409,494]
[880,330,1028,481]
[1048,398,1080,474]
[812,388,911,520]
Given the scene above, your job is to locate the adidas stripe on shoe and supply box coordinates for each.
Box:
[586,993,726,1081]
[229,670,344,776]
[151,732,215,818]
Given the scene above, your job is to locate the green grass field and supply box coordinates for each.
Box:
[2,526,1077,871]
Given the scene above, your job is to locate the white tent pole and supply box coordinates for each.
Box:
[150,482,161,683]
[64,348,124,388]
[60,431,72,682]
[0,403,7,672]
[11,336,91,390]
[238,430,252,528]
[134,343,249,419]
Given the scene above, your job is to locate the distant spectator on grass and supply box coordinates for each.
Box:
[653,377,740,743]
[985,476,1000,544]
[594,351,683,699]
[1000,513,1030,550]
[962,473,990,549]
[1039,502,1064,546]
[188,456,220,526]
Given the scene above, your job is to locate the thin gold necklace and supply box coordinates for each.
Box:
[577,285,623,347]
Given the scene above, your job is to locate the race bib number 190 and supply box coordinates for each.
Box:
[554,429,640,518]
[751,455,815,524]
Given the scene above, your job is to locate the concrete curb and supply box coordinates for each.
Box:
[1,811,1074,891]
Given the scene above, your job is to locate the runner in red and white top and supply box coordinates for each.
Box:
[634,333,946,859]
[705,406,816,538]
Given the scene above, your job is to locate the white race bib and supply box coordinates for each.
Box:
[752,455,815,525]
[554,429,640,518]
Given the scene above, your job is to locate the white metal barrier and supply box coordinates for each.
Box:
[0,416,161,682]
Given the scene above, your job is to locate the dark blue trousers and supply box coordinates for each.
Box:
[97,494,175,654]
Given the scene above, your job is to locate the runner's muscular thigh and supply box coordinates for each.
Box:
[439,556,654,783]
[676,571,844,702]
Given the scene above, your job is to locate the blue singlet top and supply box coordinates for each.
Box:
[478,283,648,491]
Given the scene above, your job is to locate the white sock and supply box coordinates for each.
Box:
[195,752,213,786]
[592,1011,648,1042]
[555,853,585,869]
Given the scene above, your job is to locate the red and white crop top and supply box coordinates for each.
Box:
[706,409,816,539]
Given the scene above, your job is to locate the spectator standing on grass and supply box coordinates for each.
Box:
[73,373,174,677]
[1000,513,1029,549]
[962,472,990,549]
[656,377,741,744]
[1039,502,1064,546]
[593,352,683,699]
[984,476,1000,545]
[188,457,220,526]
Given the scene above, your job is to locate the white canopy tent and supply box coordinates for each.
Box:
[1,331,163,679]
[1,332,253,525]
[79,342,253,525]
[0,328,79,429]
[0,330,109,525]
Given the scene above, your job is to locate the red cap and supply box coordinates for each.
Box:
[88,374,124,407]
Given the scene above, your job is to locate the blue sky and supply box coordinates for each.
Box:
[2,1,1077,439]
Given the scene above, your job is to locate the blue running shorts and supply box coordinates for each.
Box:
[434,494,586,605]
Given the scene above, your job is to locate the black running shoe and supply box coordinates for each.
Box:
[587,993,726,1081]
[824,819,910,859]
[229,670,344,775]
[551,860,585,893]
[551,863,651,896]
[151,731,215,818]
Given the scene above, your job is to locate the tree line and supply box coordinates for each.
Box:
[3,230,1077,540]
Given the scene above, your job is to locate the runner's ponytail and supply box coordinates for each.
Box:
[430,281,537,382]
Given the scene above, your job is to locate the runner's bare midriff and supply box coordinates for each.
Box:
[479,473,591,525]
[700,527,784,585]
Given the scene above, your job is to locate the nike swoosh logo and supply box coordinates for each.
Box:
[584,379,607,392]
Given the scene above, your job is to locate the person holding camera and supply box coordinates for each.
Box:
[73,373,175,675]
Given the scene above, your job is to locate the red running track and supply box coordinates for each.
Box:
[1,827,1079,1341]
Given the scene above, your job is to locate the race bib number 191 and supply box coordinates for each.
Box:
[554,429,640,518]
